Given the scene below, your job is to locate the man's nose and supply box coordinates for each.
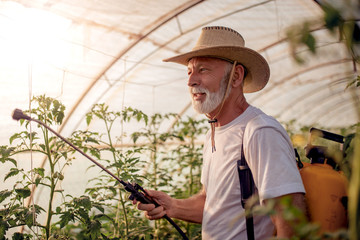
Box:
[187,73,200,87]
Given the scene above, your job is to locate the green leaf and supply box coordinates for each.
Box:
[47,112,53,121]
[77,207,89,222]
[34,177,41,186]
[74,196,91,210]
[56,206,61,214]
[0,146,15,158]
[303,33,316,53]
[59,211,74,228]
[101,233,111,240]
[0,189,12,204]
[39,144,46,151]
[86,137,99,144]
[34,168,45,178]
[12,232,27,240]
[33,204,45,214]
[8,218,16,227]
[25,211,34,227]
[3,158,17,166]
[86,114,93,126]
[9,133,19,145]
[15,188,31,199]
[92,203,104,213]
[323,3,342,31]
[4,168,19,181]
[88,219,101,239]
[93,213,113,222]
[300,23,316,54]
[108,186,117,196]
[0,219,9,238]
[56,111,65,124]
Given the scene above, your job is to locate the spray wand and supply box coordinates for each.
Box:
[12,108,189,240]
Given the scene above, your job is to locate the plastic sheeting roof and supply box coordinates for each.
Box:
[1,0,359,143]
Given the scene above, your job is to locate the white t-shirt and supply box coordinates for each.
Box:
[201,105,305,240]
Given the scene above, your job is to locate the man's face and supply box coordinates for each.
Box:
[187,57,232,114]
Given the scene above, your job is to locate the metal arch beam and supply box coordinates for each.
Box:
[50,0,331,134]
[102,0,276,87]
[319,101,359,127]
[294,87,351,119]
[257,26,325,54]
[90,3,345,132]
[274,87,347,125]
[248,58,353,105]
[311,85,360,125]
[65,0,278,133]
[273,72,354,118]
[261,71,354,113]
[295,90,357,124]
[108,0,276,88]
[58,0,205,134]
[321,102,360,127]
[259,58,352,97]
[305,96,359,127]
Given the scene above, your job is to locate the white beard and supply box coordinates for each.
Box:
[190,77,229,114]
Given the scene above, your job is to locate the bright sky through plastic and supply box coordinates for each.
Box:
[0,2,71,145]
[1,3,71,66]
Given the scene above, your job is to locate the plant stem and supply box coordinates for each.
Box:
[151,139,158,237]
[186,136,195,236]
[119,190,129,239]
[43,127,55,240]
[105,119,129,238]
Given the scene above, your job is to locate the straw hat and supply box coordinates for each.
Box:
[163,26,270,93]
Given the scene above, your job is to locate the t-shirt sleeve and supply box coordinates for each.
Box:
[244,117,305,203]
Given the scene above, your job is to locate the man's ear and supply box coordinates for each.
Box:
[232,64,245,87]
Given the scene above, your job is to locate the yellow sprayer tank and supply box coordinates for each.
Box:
[299,128,349,234]
[300,161,348,233]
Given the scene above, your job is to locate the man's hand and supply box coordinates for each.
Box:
[134,187,206,224]
[134,190,173,220]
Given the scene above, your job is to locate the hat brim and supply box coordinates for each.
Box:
[163,46,270,93]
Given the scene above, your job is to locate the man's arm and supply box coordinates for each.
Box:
[266,192,306,238]
[137,187,206,224]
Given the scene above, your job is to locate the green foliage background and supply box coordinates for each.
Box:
[0,97,206,239]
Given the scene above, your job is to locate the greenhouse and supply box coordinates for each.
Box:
[0,0,359,239]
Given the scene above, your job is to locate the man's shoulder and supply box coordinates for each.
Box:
[245,107,280,130]
[244,108,288,141]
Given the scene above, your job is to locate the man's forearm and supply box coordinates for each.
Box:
[169,188,206,224]
[269,193,306,238]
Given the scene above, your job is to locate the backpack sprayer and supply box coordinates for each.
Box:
[298,127,348,233]
[12,109,189,240]
[240,127,350,239]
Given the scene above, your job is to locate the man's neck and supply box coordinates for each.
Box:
[207,96,249,127]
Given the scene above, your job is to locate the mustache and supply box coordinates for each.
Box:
[189,86,209,94]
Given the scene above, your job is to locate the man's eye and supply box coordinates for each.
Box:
[199,68,207,72]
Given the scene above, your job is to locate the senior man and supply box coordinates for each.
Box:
[136,26,306,239]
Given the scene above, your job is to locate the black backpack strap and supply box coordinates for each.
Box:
[237,140,256,240]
